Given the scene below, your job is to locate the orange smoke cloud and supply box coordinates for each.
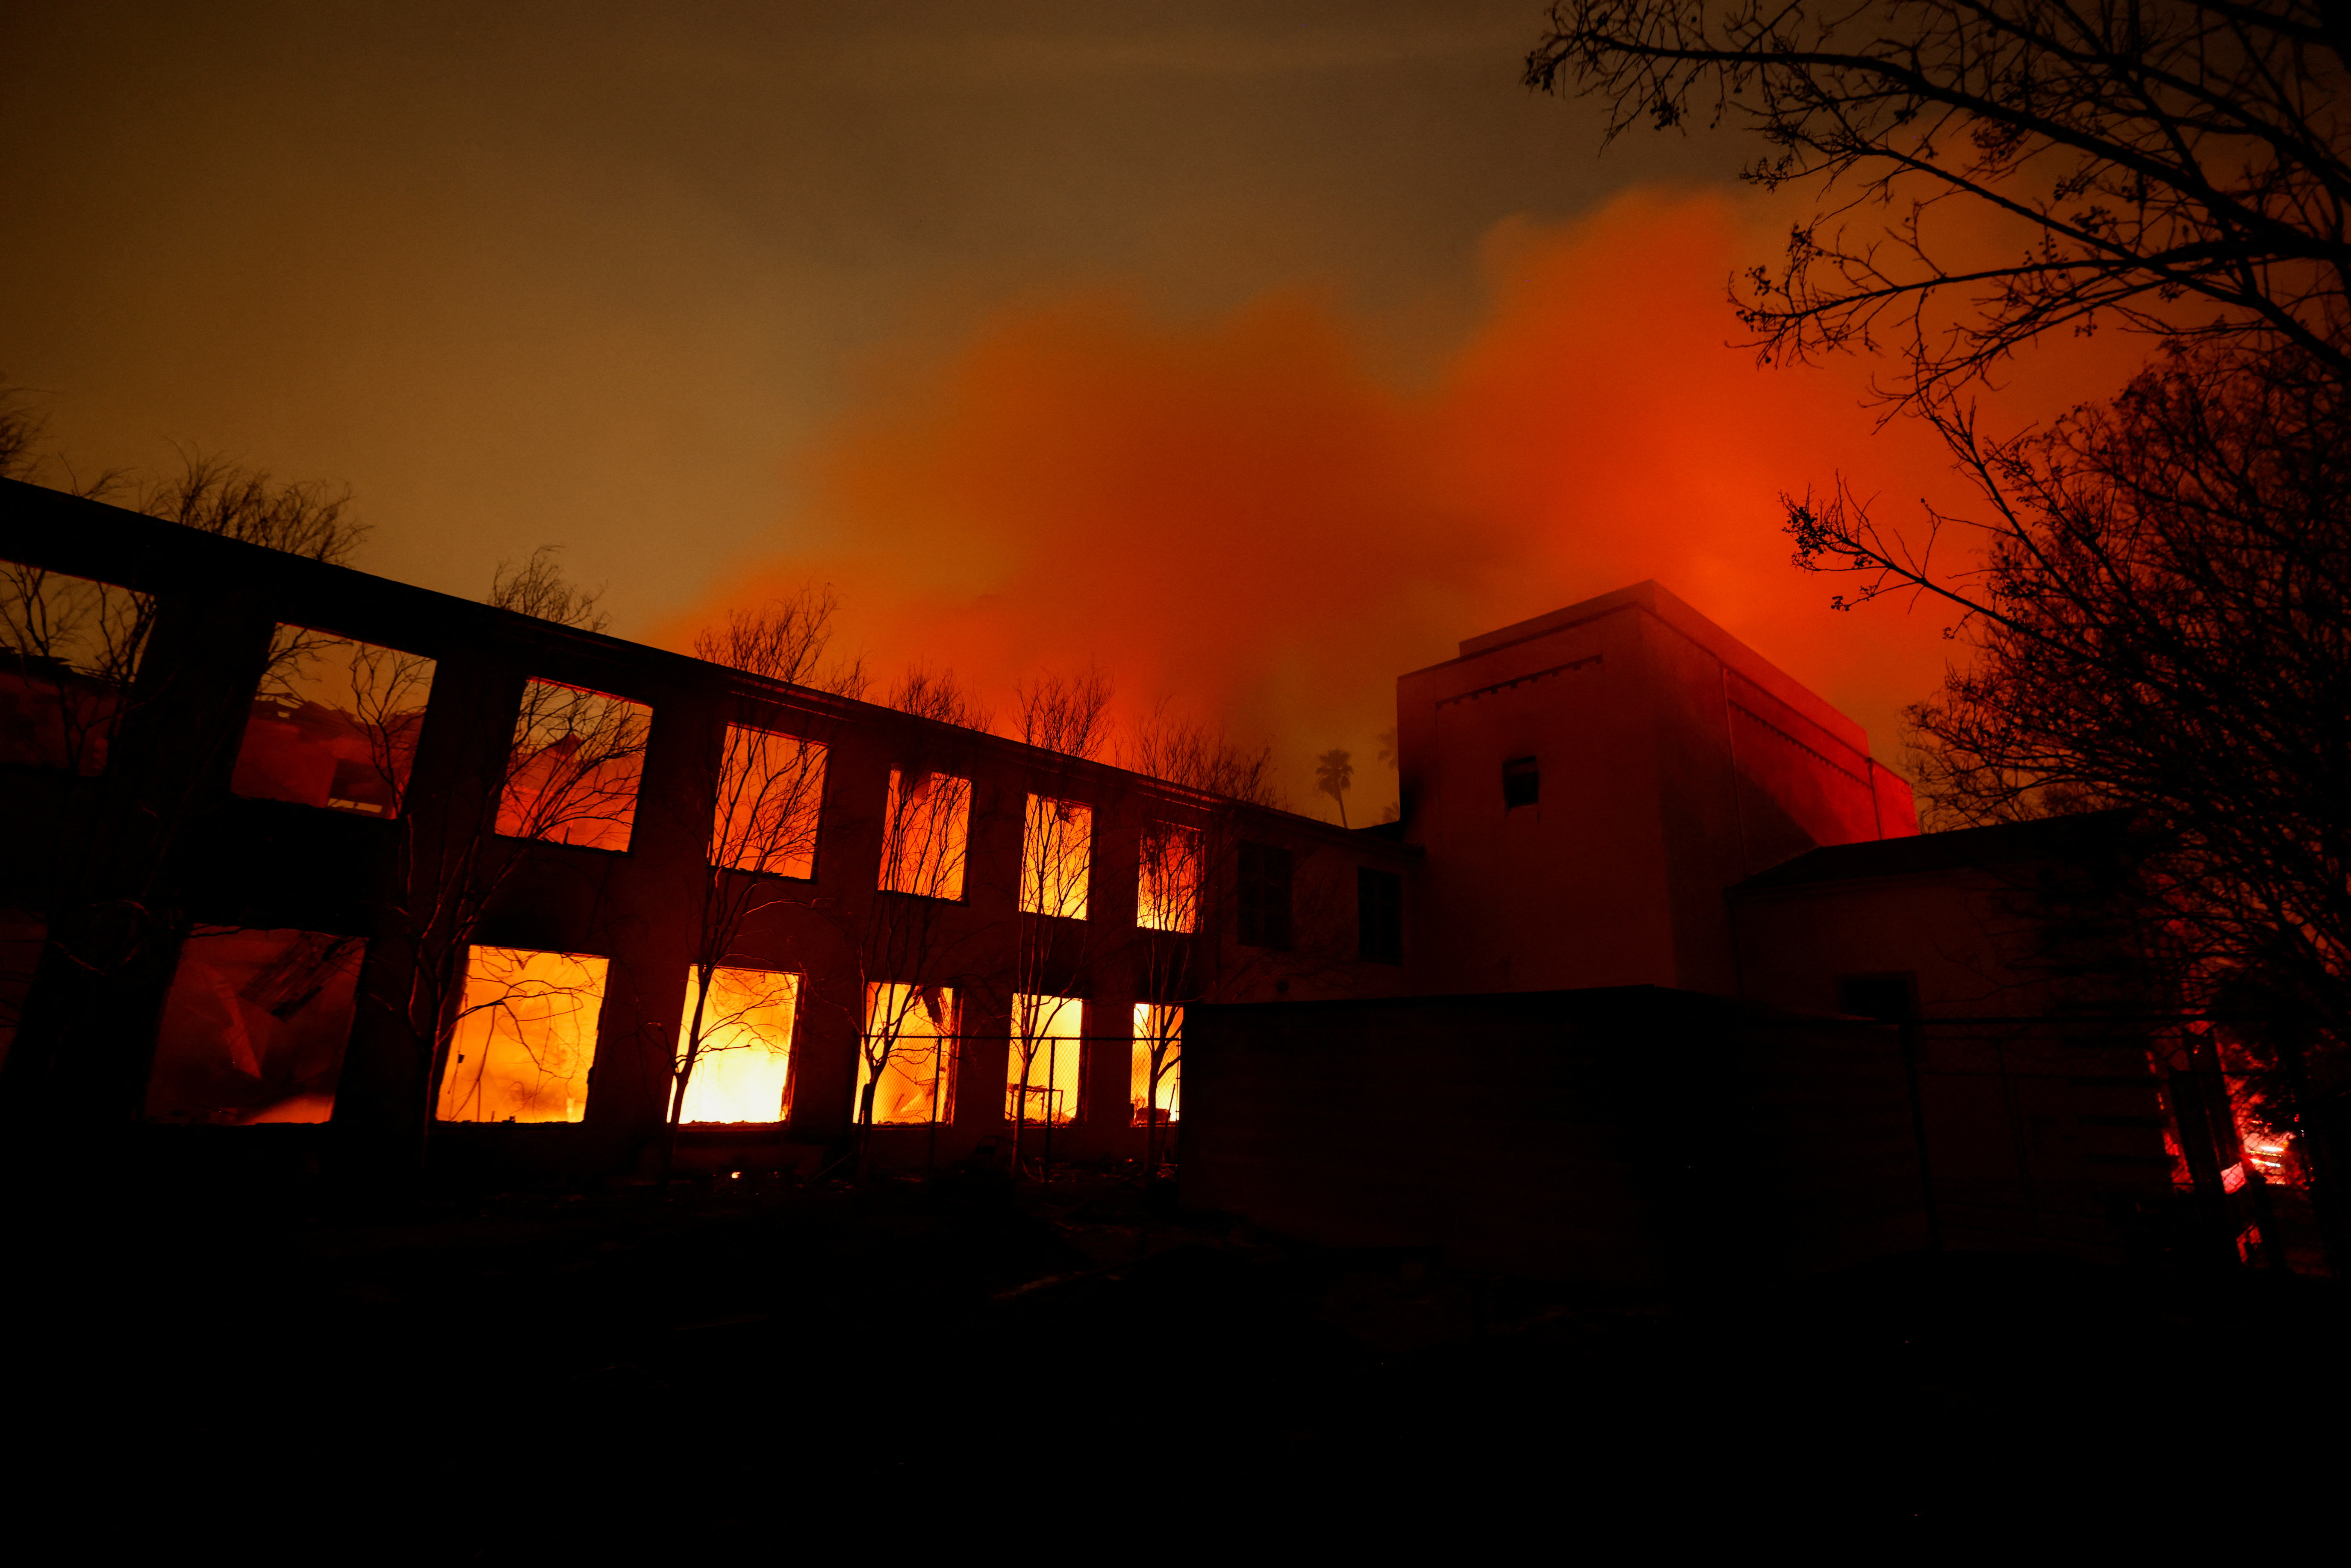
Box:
[665,188,2141,814]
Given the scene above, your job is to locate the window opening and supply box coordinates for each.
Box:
[496,679,652,852]
[1837,973,1918,1021]
[1008,993,1082,1126]
[1020,793,1092,920]
[0,559,153,774]
[879,769,971,900]
[1357,867,1404,965]
[232,625,435,816]
[1138,822,1200,933]
[858,982,957,1125]
[712,726,826,880]
[1131,1002,1181,1126]
[1237,841,1293,949]
[1503,756,1539,809]
[437,946,607,1123]
[142,926,363,1124]
[677,966,800,1124]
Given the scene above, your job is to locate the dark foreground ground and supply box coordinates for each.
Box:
[9,1161,2345,1548]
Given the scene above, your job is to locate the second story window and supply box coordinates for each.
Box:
[1357,867,1403,965]
[712,725,827,880]
[497,678,652,852]
[233,625,435,817]
[1237,841,1293,950]
[0,558,153,775]
[1138,821,1201,933]
[1503,755,1539,809]
[880,768,970,901]
[1020,793,1092,920]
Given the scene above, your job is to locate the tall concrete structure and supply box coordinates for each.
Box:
[1397,581,1916,997]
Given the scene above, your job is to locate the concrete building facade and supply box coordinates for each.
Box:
[3,480,2233,1278]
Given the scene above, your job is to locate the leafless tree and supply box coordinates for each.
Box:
[1127,709,1285,1174]
[1004,667,1114,1178]
[846,666,988,1179]
[135,455,364,565]
[1798,344,2351,1266]
[1526,1,2351,408]
[1532,0,2351,1265]
[0,464,369,1125]
[489,545,607,631]
[0,379,47,481]
[368,549,650,1159]
[661,590,864,1172]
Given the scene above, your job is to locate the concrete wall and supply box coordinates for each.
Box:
[0,480,1417,1175]
[1731,823,2182,1261]
[1181,987,1927,1288]
[1396,581,1915,999]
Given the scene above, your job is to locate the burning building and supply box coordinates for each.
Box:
[0,480,2250,1279]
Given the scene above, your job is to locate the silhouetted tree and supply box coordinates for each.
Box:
[370,547,648,1162]
[0,462,369,1128]
[848,666,988,1180]
[1005,666,1114,1178]
[1527,1,2351,407]
[663,590,864,1173]
[1532,3,2351,1266]
[1314,747,1353,827]
[1128,708,1284,1175]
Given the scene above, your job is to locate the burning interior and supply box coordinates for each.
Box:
[880,769,970,900]
[1008,991,1082,1126]
[859,981,957,1124]
[1020,793,1092,920]
[1137,821,1200,933]
[1130,1000,1180,1125]
[437,945,608,1123]
[677,965,800,1124]
[713,725,826,879]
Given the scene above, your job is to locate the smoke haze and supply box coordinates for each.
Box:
[662,188,2142,815]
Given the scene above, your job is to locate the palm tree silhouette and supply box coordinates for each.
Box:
[1314,747,1354,827]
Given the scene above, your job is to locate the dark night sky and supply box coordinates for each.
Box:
[1,1,2133,807]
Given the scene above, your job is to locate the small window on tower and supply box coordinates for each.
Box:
[1503,756,1539,809]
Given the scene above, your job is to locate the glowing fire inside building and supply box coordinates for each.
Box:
[0,484,2320,1279]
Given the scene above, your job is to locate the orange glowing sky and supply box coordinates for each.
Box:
[2,2,2145,815]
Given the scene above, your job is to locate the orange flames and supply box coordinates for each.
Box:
[668,189,2146,799]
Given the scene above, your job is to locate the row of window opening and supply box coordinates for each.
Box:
[136,926,1181,1133]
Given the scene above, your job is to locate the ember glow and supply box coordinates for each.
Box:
[1137,822,1200,933]
[1008,993,1082,1126]
[880,769,971,901]
[1019,794,1092,920]
[1131,1002,1181,1125]
[711,726,826,879]
[677,966,799,1124]
[438,946,607,1124]
[859,981,956,1125]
